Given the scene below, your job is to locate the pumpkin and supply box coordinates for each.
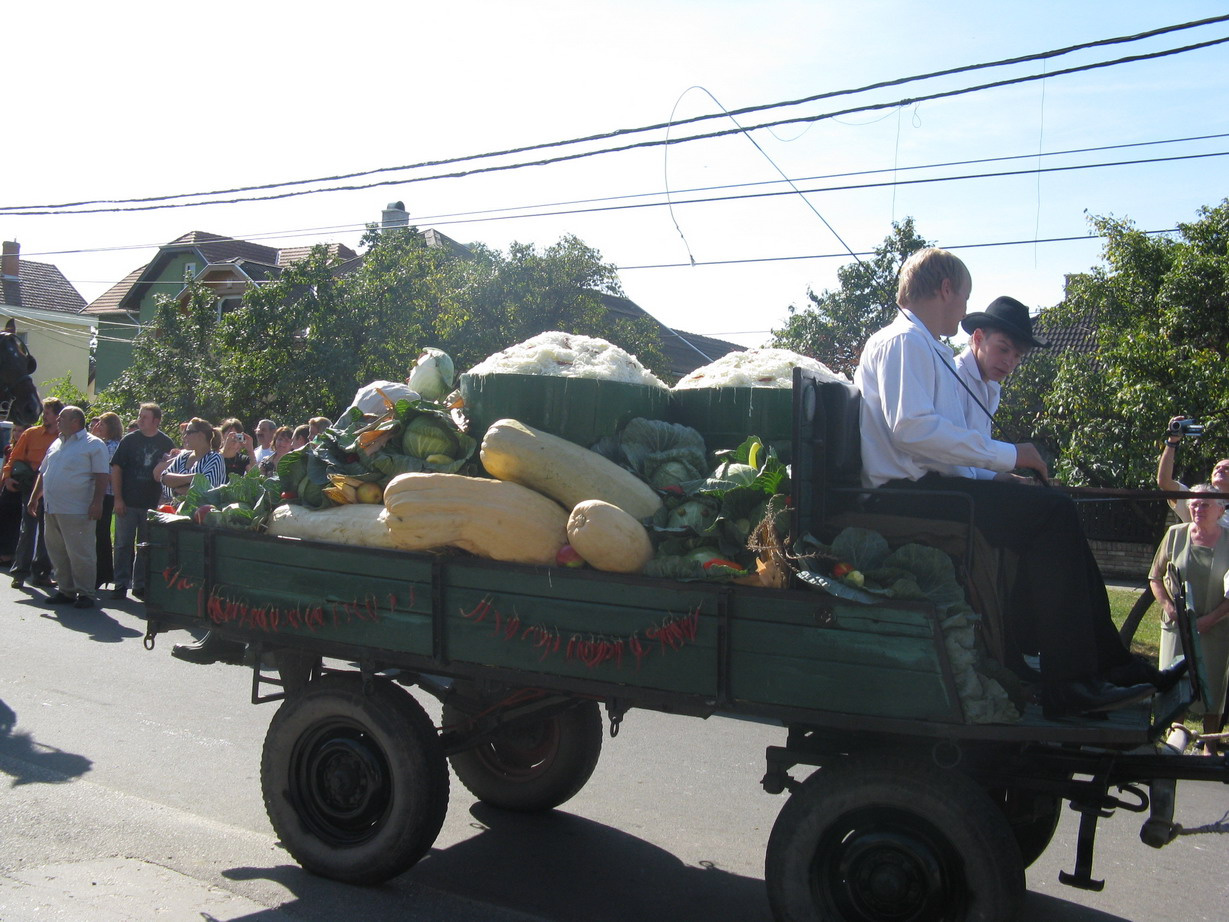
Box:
[268,503,401,549]
[384,472,567,565]
[480,418,662,520]
[566,499,654,574]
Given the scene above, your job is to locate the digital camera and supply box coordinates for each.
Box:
[1169,417,1205,437]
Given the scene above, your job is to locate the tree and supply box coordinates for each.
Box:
[999,201,1229,487]
[95,229,670,427]
[771,219,932,375]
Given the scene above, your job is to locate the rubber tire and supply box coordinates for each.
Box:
[261,674,448,885]
[765,759,1025,922]
[988,786,1062,869]
[444,697,602,812]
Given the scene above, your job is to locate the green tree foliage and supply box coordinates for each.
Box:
[96,229,670,427]
[999,201,1229,487]
[771,219,932,375]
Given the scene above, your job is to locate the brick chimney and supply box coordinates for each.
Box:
[381,202,410,230]
[1,241,18,280]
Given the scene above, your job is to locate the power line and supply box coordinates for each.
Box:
[616,227,1181,272]
[415,149,1229,228]
[4,25,1227,217]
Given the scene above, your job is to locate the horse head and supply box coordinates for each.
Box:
[0,332,42,426]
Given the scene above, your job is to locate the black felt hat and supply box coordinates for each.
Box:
[961,296,1049,348]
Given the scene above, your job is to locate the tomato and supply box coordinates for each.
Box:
[157,504,177,513]
[832,561,854,577]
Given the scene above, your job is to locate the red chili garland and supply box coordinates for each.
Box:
[461,592,702,671]
[161,568,704,668]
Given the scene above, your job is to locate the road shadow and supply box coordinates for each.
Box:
[1021,891,1132,921]
[222,802,771,921]
[37,602,143,643]
[0,698,93,786]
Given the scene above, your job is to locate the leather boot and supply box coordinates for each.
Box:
[171,632,246,665]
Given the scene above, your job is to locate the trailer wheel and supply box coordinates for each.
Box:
[443,698,602,812]
[988,786,1062,869]
[261,674,448,885]
[765,759,1024,922]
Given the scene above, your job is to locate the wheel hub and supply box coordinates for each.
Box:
[292,723,391,846]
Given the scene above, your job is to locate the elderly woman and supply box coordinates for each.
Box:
[259,426,294,477]
[1149,484,1229,755]
[154,418,226,501]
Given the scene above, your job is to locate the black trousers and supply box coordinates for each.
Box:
[880,475,1132,684]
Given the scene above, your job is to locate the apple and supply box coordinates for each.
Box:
[356,482,384,504]
[555,544,586,568]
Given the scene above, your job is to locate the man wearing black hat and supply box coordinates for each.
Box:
[857,250,1181,717]
[955,296,1048,482]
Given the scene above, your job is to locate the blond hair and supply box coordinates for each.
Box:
[897,247,971,306]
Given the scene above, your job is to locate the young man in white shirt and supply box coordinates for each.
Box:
[855,247,1175,718]
[955,296,1048,483]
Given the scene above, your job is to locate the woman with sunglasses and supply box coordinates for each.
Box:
[153,418,226,502]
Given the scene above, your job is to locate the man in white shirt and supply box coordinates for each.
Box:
[28,406,110,609]
[252,419,277,466]
[955,296,1048,483]
[855,247,1169,718]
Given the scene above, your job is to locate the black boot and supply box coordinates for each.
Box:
[171,632,246,665]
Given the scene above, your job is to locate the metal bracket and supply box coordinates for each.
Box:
[605,699,630,738]
[1059,802,1109,891]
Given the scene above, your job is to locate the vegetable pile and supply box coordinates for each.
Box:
[795,527,1020,724]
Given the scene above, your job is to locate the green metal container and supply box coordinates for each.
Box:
[459,373,672,447]
[670,387,795,463]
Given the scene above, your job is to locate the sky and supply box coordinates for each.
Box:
[5,1,1229,354]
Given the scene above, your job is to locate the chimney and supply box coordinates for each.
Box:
[1,241,18,280]
[381,201,410,230]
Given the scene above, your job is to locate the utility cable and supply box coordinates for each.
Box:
[4,21,1227,216]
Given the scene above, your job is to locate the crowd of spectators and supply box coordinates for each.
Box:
[0,403,326,612]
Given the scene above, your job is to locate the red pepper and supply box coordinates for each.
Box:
[702,557,744,572]
[158,503,177,513]
[280,491,298,501]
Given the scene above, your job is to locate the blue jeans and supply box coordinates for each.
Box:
[112,505,150,592]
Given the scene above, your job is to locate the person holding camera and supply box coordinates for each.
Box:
[1148,484,1229,755]
[218,418,254,478]
[1156,416,1229,527]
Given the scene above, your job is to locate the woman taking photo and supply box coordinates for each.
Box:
[218,417,254,478]
[1149,484,1229,756]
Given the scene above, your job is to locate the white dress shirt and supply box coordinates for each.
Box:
[854,311,1017,487]
[954,347,1001,481]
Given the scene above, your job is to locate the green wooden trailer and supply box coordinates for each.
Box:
[139,371,1229,922]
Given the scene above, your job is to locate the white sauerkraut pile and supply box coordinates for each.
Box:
[465,331,667,388]
[673,348,847,389]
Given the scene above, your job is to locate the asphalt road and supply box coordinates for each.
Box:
[1,580,1227,921]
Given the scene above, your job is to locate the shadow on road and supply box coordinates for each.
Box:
[0,698,93,786]
[37,603,143,644]
[222,801,772,921]
[1021,891,1133,921]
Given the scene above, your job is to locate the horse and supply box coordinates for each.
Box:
[0,331,42,427]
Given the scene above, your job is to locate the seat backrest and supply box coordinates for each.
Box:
[791,369,863,539]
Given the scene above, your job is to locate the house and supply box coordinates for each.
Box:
[82,231,360,390]
[82,204,743,390]
[1,241,94,396]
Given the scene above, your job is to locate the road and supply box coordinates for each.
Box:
[1,580,1227,921]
